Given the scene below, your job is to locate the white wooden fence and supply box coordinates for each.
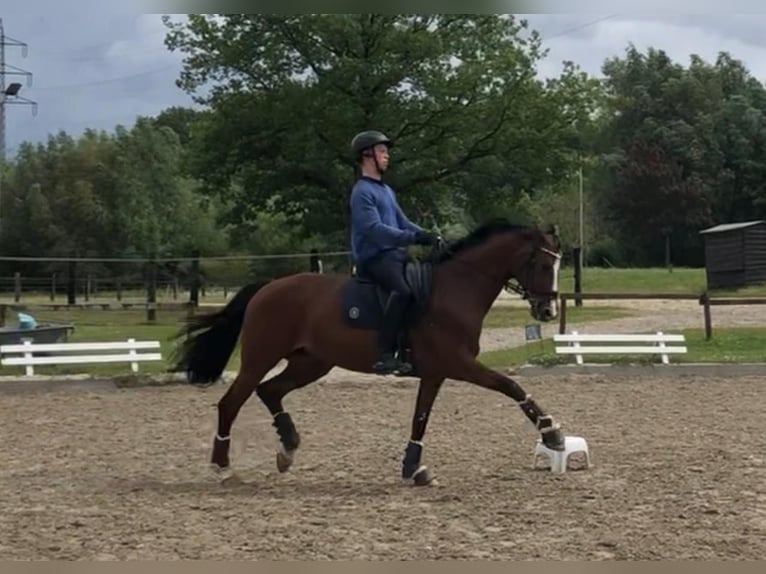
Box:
[0,338,162,376]
[553,331,688,365]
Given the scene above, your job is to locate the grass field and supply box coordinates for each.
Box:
[480,304,631,328]
[2,265,765,378]
[556,266,766,296]
[0,303,633,378]
[3,266,766,307]
[479,326,766,368]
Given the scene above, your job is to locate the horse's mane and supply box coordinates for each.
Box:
[433,218,537,264]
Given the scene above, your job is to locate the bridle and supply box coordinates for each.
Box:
[504,243,561,302]
[430,232,562,302]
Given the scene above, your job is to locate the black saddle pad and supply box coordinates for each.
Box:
[340,261,433,330]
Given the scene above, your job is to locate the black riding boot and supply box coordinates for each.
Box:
[372,291,413,375]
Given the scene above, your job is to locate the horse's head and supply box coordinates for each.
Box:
[504,224,562,322]
[432,219,562,322]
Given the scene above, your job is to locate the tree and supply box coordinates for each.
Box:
[0,120,227,279]
[151,106,202,147]
[594,45,766,264]
[604,139,710,265]
[163,14,598,244]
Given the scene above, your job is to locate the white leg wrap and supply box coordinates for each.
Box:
[537,415,560,433]
[518,394,533,406]
[402,464,428,483]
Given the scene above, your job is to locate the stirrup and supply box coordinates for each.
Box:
[372,355,412,375]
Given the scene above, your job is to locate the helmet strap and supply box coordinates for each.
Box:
[361,149,383,179]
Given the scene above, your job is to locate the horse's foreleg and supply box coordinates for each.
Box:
[401,377,444,486]
[455,358,566,451]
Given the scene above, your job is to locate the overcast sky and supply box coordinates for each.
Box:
[3,10,766,158]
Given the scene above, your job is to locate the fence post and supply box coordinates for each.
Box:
[51,273,56,301]
[146,260,157,323]
[558,296,568,334]
[573,247,582,307]
[128,337,138,373]
[657,331,669,364]
[22,338,34,377]
[700,292,712,340]
[14,272,21,302]
[190,250,200,308]
[309,248,323,273]
[67,258,77,305]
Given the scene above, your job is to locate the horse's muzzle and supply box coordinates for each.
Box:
[530,297,558,322]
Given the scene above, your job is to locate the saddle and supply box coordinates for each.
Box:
[340,260,434,365]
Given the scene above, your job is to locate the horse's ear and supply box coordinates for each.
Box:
[544,223,561,249]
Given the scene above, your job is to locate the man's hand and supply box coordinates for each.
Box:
[414,230,441,246]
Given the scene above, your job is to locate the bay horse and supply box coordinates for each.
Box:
[169,219,565,486]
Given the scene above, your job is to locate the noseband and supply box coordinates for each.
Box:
[504,245,561,302]
[503,229,561,301]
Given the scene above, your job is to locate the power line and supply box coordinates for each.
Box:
[31,64,179,91]
[540,14,620,42]
[0,251,352,264]
[1,17,37,237]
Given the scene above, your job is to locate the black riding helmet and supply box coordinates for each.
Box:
[351,130,393,162]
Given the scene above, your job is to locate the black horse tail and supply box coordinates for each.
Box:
[169,281,270,385]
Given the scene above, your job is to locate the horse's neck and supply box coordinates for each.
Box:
[436,245,512,315]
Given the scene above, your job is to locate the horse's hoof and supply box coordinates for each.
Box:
[542,427,566,451]
[402,465,436,487]
[276,447,295,473]
[210,463,238,483]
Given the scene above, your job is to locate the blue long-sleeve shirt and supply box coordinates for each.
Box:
[349,176,423,265]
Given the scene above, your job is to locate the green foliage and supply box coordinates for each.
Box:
[163,14,598,243]
[605,139,710,265]
[594,45,766,266]
[586,237,626,267]
[8,17,766,275]
[231,209,334,280]
[0,120,226,278]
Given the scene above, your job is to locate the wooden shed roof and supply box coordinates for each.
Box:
[699,220,765,235]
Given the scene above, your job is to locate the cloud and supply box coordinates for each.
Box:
[5,11,766,157]
[528,14,766,80]
[103,14,183,70]
[2,8,192,156]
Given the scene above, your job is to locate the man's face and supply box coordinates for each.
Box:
[372,143,389,172]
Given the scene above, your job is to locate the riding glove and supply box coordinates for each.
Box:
[414,231,440,246]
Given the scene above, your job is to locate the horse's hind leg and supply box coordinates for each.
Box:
[211,358,281,480]
[255,349,332,473]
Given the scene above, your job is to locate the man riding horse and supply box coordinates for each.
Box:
[348,130,440,376]
[172,140,567,483]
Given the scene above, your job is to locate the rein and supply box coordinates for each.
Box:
[427,235,561,301]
